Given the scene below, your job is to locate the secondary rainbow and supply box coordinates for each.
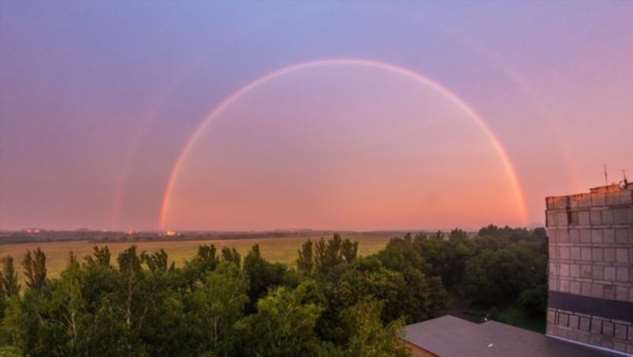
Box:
[160,58,528,229]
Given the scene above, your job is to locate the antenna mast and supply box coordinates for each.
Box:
[604,165,608,185]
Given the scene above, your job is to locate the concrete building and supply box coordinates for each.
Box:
[402,183,632,356]
[546,181,633,354]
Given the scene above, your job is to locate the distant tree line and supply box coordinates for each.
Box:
[411,226,547,317]
[0,225,547,356]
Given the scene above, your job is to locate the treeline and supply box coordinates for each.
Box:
[0,230,395,245]
[0,226,547,356]
[411,226,548,317]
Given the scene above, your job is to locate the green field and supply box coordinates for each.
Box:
[0,234,393,279]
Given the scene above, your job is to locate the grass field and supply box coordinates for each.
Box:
[0,234,393,279]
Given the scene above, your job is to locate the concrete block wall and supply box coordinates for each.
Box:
[548,308,633,354]
[546,184,633,353]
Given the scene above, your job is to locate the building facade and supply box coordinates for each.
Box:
[546,182,633,354]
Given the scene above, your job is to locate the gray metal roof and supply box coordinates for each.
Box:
[403,315,617,357]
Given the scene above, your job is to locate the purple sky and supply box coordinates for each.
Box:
[1,1,632,230]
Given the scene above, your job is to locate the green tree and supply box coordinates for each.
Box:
[2,284,61,356]
[463,246,546,305]
[297,240,314,273]
[334,256,445,325]
[243,244,289,308]
[378,238,449,322]
[22,249,47,290]
[415,235,475,290]
[0,233,545,356]
[518,284,547,317]
[342,300,409,357]
[84,246,111,268]
[114,246,147,355]
[51,260,87,355]
[340,239,358,264]
[2,256,20,297]
[221,247,241,267]
[183,244,219,285]
[141,249,173,273]
[187,263,248,355]
[237,283,323,356]
[449,228,468,241]
[0,346,22,357]
[314,234,358,275]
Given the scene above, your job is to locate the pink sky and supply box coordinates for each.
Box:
[162,63,524,230]
[1,2,631,230]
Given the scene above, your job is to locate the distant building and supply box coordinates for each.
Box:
[402,315,612,356]
[546,182,633,354]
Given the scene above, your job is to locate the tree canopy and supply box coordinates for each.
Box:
[0,225,548,356]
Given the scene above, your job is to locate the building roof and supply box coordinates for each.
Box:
[403,315,616,357]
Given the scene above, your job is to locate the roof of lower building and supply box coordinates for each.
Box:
[403,315,617,357]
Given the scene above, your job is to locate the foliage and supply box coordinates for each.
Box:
[448,228,468,241]
[1,257,20,298]
[518,284,548,317]
[313,234,358,275]
[21,249,47,290]
[237,283,323,356]
[243,244,291,311]
[0,346,22,357]
[463,245,546,306]
[342,300,409,357]
[0,226,548,355]
[414,233,475,290]
[296,240,314,273]
[186,263,248,355]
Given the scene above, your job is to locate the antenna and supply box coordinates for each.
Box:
[603,165,608,185]
[623,169,629,185]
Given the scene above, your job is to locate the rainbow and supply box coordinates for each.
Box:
[160,58,528,229]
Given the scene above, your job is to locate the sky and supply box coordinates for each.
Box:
[1,1,632,231]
